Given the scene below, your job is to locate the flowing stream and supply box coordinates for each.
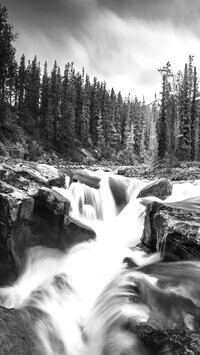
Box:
[1,171,200,354]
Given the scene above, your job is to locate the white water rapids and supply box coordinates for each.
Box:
[1,171,200,354]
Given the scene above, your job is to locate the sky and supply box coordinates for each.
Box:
[2,0,200,102]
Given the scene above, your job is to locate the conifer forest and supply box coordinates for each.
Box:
[1,4,200,164]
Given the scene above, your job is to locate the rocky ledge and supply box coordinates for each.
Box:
[141,201,200,260]
[0,161,95,285]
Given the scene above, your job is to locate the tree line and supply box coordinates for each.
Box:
[157,58,200,164]
[0,4,200,164]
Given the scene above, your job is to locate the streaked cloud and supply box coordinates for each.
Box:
[2,0,200,102]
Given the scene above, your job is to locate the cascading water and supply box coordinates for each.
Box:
[1,170,200,354]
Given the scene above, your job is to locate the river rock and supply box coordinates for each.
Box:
[137,178,172,200]
[73,169,101,188]
[0,162,95,285]
[108,176,129,212]
[0,161,65,188]
[136,325,200,354]
[0,306,34,355]
[142,201,200,259]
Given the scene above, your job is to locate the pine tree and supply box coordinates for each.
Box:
[101,82,110,156]
[74,70,84,139]
[149,94,159,161]
[23,56,41,134]
[188,55,194,100]
[132,96,143,159]
[157,61,172,160]
[115,92,124,150]
[80,74,91,146]
[191,66,199,160]
[97,109,105,158]
[30,56,40,125]
[18,54,26,123]
[123,96,135,163]
[140,96,149,161]
[106,88,118,157]
[60,63,76,152]
[90,77,100,145]
[178,63,191,160]
[192,66,200,160]
[0,5,17,124]
[40,61,50,136]
[49,61,62,146]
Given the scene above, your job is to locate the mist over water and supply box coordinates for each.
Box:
[1,171,200,354]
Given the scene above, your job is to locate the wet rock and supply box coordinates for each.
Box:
[142,201,200,259]
[0,306,34,355]
[0,162,65,189]
[137,178,173,200]
[108,176,129,212]
[136,325,200,355]
[72,169,101,189]
[0,162,95,285]
[61,215,95,248]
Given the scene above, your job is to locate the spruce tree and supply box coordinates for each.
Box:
[191,66,199,160]
[40,61,50,136]
[60,63,76,152]
[123,96,135,163]
[178,63,191,160]
[97,109,105,158]
[115,92,124,150]
[106,88,118,157]
[49,61,62,146]
[132,96,143,159]
[0,5,17,124]
[149,94,159,161]
[18,54,26,124]
[74,70,84,139]
[90,77,100,145]
[157,62,172,160]
[192,66,200,160]
[80,74,91,146]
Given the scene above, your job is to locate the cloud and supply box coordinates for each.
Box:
[2,0,200,102]
[96,0,200,27]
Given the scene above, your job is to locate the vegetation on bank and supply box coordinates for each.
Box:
[1,5,200,168]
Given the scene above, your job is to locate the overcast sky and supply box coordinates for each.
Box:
[2,0,200,102]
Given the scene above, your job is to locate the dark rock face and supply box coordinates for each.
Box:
[108,176,129,212]
[0,307,35,355]
[142,201,200,259]
[72,169,101,189]
[0,162,95,285]
[137,178,173,200]
[136,326,200,354]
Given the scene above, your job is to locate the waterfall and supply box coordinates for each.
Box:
[1,170,200,354]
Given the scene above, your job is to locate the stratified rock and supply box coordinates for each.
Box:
[136,325,200,354]
[69,169,129,211]
[137,178,172,200]
[142,201,200,259]
[73,169,101,189]
[0,162,65,188]
[61,215,95,247]
[0,162,95,285]
[108,176,129,212]
[0,306,34,355]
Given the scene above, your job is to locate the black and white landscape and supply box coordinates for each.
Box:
[1,1,200,354]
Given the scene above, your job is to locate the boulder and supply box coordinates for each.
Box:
[0,162,95,285]
[0,307,34,355]
[137,178,173,200]
[136,325,200,354]
[73,169,101,189]
[0,161,65,188]
[142,201,200,259]
[108,176,129,212]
